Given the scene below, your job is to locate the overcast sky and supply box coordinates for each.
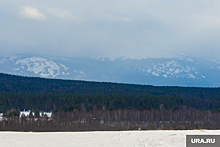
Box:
[1,0,220,59]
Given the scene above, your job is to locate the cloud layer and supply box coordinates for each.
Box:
[1,0,220,60]
[20,6,46,20]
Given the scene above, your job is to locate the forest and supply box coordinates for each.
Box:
[1,73,220,131]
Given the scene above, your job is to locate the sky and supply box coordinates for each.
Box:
[1,0,220,60]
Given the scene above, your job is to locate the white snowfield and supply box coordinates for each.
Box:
[0,130,219,147]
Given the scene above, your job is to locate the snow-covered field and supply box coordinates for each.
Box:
[0,130,219,147]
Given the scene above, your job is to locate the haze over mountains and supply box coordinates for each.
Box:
[0,54,220,87]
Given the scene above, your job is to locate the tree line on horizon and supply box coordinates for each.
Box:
[1,92,220,113]
[0,73,220,113]
[1,73,220,101]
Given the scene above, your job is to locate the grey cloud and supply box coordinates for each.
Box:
[1,0,220,60]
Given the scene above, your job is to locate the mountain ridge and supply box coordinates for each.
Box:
[0,54,220,87]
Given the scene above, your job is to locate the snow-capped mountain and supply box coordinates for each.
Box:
[0,54,220,87]
[15,57,70,78]
[140,60,205,79]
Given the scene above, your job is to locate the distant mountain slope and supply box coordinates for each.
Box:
[0,54,220,87]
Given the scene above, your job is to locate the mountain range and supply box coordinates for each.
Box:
[0,54,220,87]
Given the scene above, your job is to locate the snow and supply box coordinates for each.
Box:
[187,58,193,61]
[146,67,152,73]
[15,57,66,78]
[141,60,202,79]
[187,74,196,79]
[61,72,70,75]
[9,55,21,61]
[174,69,180,74]
[48,68,54,75]
[20,110,52,117]
[152,71,159,76]
[0,113,2,121]
[59,63,69,71]
[0,130,219,147]
[0,58,7,63]
[163,74,168,78]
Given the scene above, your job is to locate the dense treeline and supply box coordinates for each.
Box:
[1,92,220,113]
[1,109,220,131]
[1,73,220,101]
[1,73,220,113]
